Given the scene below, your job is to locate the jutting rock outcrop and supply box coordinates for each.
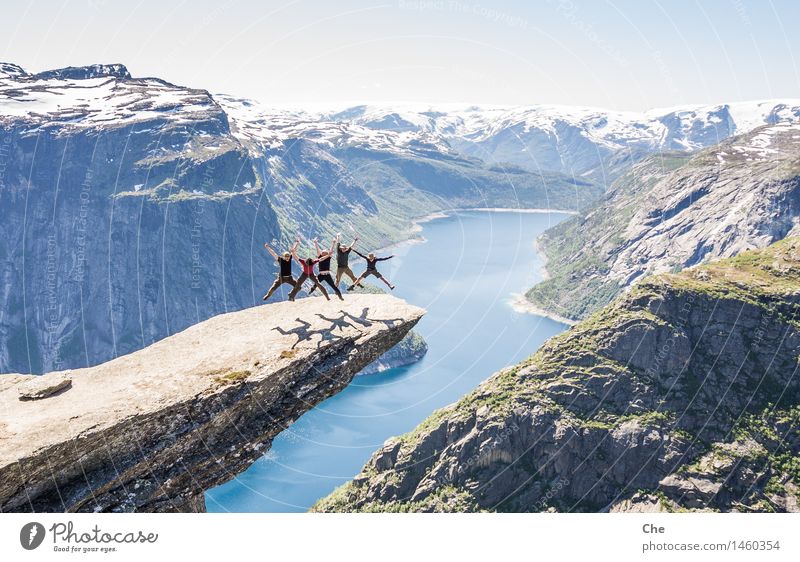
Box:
[0,294,424,513]
[315,240,800,513]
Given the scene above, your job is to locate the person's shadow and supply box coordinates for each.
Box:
[272,311,361,349]
[316,312,361,334]
[341,307,404,329]
[272,308,407,350]
[272,318,313,349]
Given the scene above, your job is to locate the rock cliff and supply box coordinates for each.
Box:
[315,240,800,513]
[0,294,424,513]
[526,121,800,321]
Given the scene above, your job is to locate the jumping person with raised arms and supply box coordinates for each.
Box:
[348,249,396,291]
[288,244,331,301]
[308,235,345,300]
[335,232,362,289]
[262,238,300,301]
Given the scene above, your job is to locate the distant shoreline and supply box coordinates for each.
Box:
[380,206,577,324]
[377,206,576,253]
[415,207,578,224]
[509,294,576,326]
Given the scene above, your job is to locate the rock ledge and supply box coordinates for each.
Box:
[0,294,424,512]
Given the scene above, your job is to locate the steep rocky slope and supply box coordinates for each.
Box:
[526,121,800,321]
[0,62,283,374]
[0,294,424,513]
[315,239,800,513]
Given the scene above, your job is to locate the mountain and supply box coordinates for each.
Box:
[525,121,800,321]
[2,61,796,374]
[314,239,800,513]
[0,63,587,374]
[0,63,279,374]
[216,94,600,238]
[317,100,800,182]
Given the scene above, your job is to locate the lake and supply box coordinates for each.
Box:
[206,210,571,512]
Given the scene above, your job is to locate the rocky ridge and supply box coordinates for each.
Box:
[315,240,800,513]
[526,121,800,321]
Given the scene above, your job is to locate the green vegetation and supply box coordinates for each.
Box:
[525,152,693,321]
[316,238,800,513]
[207,368,252,386]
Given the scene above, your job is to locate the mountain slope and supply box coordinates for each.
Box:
[0,63,283,374]
[526,121,800,321]
[217,94,601,241]
[314,238,800,513]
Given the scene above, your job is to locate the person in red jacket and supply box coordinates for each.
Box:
[288,245,331,301]
[348,249,395,291]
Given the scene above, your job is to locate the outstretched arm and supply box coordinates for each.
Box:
[313,237,322,257]
[291,247,302,265]
[291,237,300,252]
[264,243,279,260]
[353,249,367,259]
[329,234,338,256]
[376,255,394,262]
[351,235,359,250]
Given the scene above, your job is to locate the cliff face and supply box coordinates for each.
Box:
[0,63,284,374]
[0,294,424,513]
[526,121,800,321]
[360,330,428,376]
[315,240,800,513]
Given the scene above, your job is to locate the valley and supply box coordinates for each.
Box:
[2,61,799,514]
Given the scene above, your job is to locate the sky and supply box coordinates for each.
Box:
[2,0,799,111]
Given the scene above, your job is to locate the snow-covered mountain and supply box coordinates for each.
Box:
[313,100,800,181]
[215,95,454,156]
[4,61,797,183]
[208,96,800,184]
[0,63,224,131]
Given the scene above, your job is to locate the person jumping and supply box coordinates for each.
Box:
[335,232,363,289]
[288,245,331,301]
[262,238,300,301]
[348,249,396,291]
[308,235,345,300]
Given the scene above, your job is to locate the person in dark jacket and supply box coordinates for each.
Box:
[334,232,362,288]
[308,235,345,300]
[348,249,395,291]
[262,238,300,301]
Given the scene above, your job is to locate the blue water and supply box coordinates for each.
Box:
[206,210,570,512]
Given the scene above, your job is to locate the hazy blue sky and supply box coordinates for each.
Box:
[3,0,798,110]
